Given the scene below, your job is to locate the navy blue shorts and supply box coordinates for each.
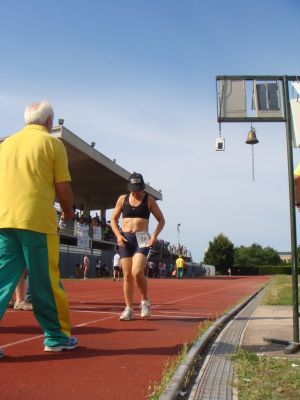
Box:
[118,232,150,259]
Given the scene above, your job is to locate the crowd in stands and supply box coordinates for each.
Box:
[59,212,116,242]
[58,210,191,259]
[150,239,191,259]
[168,243,189,257]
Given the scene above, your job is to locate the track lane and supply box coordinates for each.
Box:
[0,276,269,400]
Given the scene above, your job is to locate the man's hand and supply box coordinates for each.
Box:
[61,209,75,221]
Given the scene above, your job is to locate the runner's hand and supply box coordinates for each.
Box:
[148,235,157,247]
[117,235,128,247]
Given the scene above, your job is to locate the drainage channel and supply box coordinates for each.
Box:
[159,287,266,400]
[187,289,265,400]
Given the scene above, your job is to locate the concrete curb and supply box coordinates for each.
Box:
[159,284,267,400]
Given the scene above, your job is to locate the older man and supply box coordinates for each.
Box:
[0,101,77,358]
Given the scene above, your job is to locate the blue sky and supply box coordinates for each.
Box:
[1,0,300,261]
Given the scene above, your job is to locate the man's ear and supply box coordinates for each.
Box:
[45,116,53,132]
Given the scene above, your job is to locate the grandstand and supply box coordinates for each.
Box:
[51,124,164,276]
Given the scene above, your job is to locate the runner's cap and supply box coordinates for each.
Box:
[128,172,145,192]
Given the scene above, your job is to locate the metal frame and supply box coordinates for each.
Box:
[216,75,300,353]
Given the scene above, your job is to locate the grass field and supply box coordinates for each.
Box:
[262,274,300,305]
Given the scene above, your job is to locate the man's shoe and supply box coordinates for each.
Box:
[141,300,151,318]
[44,336,78,352]
[119,307,135,321]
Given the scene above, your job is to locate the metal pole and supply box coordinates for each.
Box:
[216,74,300,351]
[283,75,299,343]
[177,223,181,246]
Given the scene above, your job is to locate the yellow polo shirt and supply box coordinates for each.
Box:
[176,257,184,269]
[295,164,300,177]
[0,124,71,234]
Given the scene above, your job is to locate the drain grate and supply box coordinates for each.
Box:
[189,290,265,400]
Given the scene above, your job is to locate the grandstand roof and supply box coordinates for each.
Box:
[0,125,163,211]
[50,125,163,210]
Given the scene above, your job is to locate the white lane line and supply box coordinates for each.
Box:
[70,308,212,317]
[70,309,210,319]
[157,310,214,316]
[0,315,115,349]
[1,334,44,349]
[69,308,120,314]
[150,314,212,319]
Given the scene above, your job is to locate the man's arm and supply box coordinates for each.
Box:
[55,181,75,220]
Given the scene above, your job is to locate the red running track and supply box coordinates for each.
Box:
[0,276,269,400]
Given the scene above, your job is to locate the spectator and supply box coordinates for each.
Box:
[83,253,90,279]
[147,260,154,278]
[159,261,167,278]
[153,260,160,278]
[74,263,82,279]
[0,101,77,357]
[100,262,109,276]
[176,255,184,279]
[113,250,121,281]
[95,259,102,278]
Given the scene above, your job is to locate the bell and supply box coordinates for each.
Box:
[246,128,259,145]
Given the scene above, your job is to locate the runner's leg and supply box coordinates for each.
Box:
[121,257,134,307]
[132,253,148,301]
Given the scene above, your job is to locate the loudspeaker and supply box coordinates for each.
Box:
[216,138,225,151]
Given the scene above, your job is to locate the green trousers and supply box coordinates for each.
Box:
[0,228,71,347]
[177,268,183,279]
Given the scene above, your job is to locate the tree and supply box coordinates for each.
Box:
[234,243,281,268]
[204,233,234,274]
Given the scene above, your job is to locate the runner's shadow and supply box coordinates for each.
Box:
[72,326,157,334]
[0,326,42,334]
[0,326,157,335]
[2,344,183,363]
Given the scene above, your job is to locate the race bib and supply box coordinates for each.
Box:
[136,231,150,248]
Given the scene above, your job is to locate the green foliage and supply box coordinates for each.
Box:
[258,266,300,275]
[234,243,281,269]
[297,245,300,264]
[204,233,234,273]
[204,235,283,272]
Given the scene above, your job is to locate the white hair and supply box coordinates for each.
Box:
[24,101,54,126]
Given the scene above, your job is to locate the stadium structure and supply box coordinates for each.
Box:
[1,123,196,278]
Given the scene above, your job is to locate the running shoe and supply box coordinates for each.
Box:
[119,307,135,321]
[44,336,78,352]
[14,301,33,311]
[0,348,4,359]
[141,300,151,318]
